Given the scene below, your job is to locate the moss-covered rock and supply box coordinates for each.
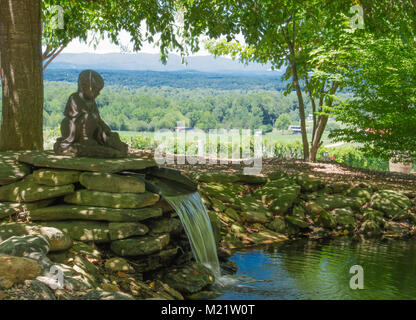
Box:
[64,189,159,209]
[370,190,411,218]
[315,194,366,211]
[254,178,297,202]
[285,215,309,228]
[200,183,245,204]
[329,182,351,194]
[30,205,162,222]
[0,175,74,203]
[266,217,287,234]
[18,151,156,173]
[305,202,336,228]
[33,169,80,186]
[129,247,179,272]
[0,154,31,185]
[110,234,170,256]
[0,222,72,251]
[223,207,240,221]
[269,186,301,214]
[292,205,305,218]
[162,263,215,295]
[0,234,50,256]
[237,196,272,223]
[345,188,372,202]
[79,172,145,193]
[147,217,183,236]
[40,221,148,243]
[295,174,325,192]
[210,198,226,212]
[105,257,135,274]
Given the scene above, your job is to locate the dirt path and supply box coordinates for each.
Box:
[130,149,416,191]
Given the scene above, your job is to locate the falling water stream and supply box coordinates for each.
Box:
[165,192,221,277]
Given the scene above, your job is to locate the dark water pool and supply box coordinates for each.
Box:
[217,237,416,300]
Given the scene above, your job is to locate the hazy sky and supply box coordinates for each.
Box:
[63,30,212,56]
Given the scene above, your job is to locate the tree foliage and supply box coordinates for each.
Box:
[41,0,202,68]
[330,37,416,161]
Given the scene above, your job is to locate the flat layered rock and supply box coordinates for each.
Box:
[79,172,145,193]
[0,153,31,185]
[33,169,81,186]
[110,234,170,256]
[30,205,162,222]
[0,199,56,220]
[40,221,148,243]
[64,189,160,209]
[0,175,74,203]
[18,151,156,173]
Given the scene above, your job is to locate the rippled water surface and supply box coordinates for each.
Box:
[217,238,416,300]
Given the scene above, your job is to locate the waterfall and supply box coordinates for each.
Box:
[166,192,221,277]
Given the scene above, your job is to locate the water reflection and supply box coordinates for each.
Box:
[218,237,416,300]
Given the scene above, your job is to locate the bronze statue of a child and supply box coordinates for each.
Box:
[54,70,128,158]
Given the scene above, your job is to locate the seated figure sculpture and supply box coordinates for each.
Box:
[54,70,128,158]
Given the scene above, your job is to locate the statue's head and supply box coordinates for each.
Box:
[78,70,104,99]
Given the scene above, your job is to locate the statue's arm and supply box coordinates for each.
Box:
[64,94,86,118]
[92,102,112,134]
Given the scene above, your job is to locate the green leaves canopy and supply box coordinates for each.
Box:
[330,37,416,160]
[41,0,202,64]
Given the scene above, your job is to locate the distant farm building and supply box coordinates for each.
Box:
[174,126,192,133]
[288,125,302,134]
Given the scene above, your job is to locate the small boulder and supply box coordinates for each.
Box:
[345,188,372,202]
[0,254,41,289]
[237,196,272,223]
[163,264,215,295]
[295,174,325,192]
[105,257,135,274]
[370,190,411,218]
[0,234,50,256]
[266,217,287,234]
[285,215,309,228]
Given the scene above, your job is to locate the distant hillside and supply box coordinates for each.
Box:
[44,69,287,91]
[49,52,278,73]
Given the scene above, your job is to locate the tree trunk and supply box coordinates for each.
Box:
[288,56,309,160]
[309,82,339,162]
[310,116,328,161]
[0,0,43,151]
